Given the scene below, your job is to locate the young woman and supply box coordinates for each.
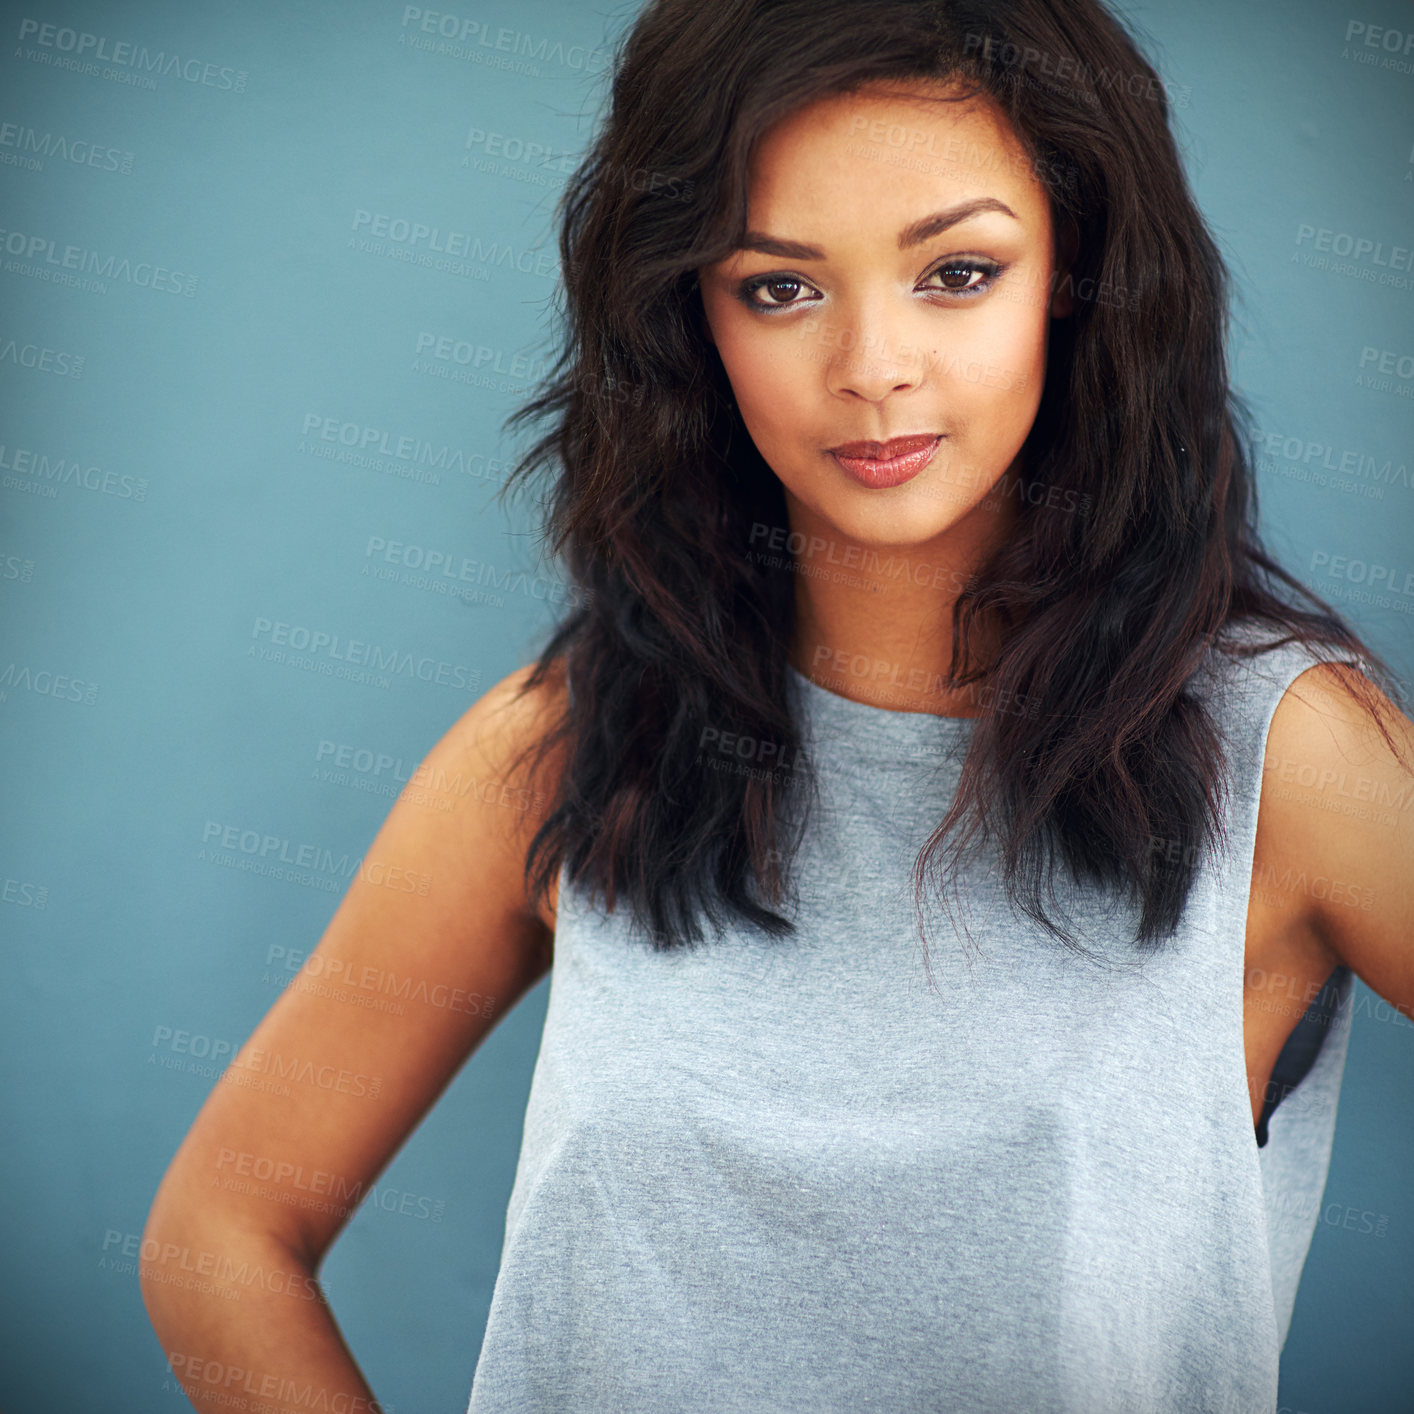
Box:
[142,1,1414,1411]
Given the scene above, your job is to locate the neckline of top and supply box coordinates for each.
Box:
[786,663,980,756]
[781,626,1314,764]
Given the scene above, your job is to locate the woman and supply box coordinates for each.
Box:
[142,1,1414,1411]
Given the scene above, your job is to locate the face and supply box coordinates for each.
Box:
[698,80,1073,557]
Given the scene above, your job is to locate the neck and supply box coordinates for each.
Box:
[785,477,1022,717]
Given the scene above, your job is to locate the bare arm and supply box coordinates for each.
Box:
[1273,664,1414,1011]
[140,663,567,1413]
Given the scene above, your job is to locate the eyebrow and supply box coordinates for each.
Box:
[737,197,1020,259]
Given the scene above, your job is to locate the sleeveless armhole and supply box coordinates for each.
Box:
[1202,627,1365,1347]
[1256,973,1344,1147]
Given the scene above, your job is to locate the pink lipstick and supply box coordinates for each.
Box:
[828,434,942,488]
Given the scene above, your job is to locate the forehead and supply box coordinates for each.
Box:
[745,81,1047,226]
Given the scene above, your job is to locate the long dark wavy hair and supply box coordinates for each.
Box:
[496,0,1406,960]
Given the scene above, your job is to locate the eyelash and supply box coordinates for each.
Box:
[735,258,1005,313]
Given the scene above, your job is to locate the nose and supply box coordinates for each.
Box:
[820,307,924,402]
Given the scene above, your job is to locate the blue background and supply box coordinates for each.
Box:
[1,1,1411,1410]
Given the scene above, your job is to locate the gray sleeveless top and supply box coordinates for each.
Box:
[466,630,1359,1414]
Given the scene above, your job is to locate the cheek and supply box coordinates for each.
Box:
[981,323,1047,419]
[714,321,809,440]
[945,291,1050,403]
[920,300,1049,490]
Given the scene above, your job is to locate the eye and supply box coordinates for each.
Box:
[922,258,1004,298]
[735,274,821,311]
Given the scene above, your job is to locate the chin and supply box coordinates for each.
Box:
[809,484,973,544]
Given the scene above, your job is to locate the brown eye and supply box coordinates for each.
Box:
[925,259,1003,298]
[916,261,1006,302]
[740,271,825,313]
[759,278,803,304]
[937,264,983,290]
[735,273,820,311]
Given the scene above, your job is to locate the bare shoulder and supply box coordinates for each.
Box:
[444,657,572,935]
[457,656,569,749]
[1262,660,1414,825]
[1254,659,1414,1009]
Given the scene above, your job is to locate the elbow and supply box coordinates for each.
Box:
[137,1164,287,1302]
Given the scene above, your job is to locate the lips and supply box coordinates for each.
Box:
[828,434,941,459]
[827,433,943,489]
